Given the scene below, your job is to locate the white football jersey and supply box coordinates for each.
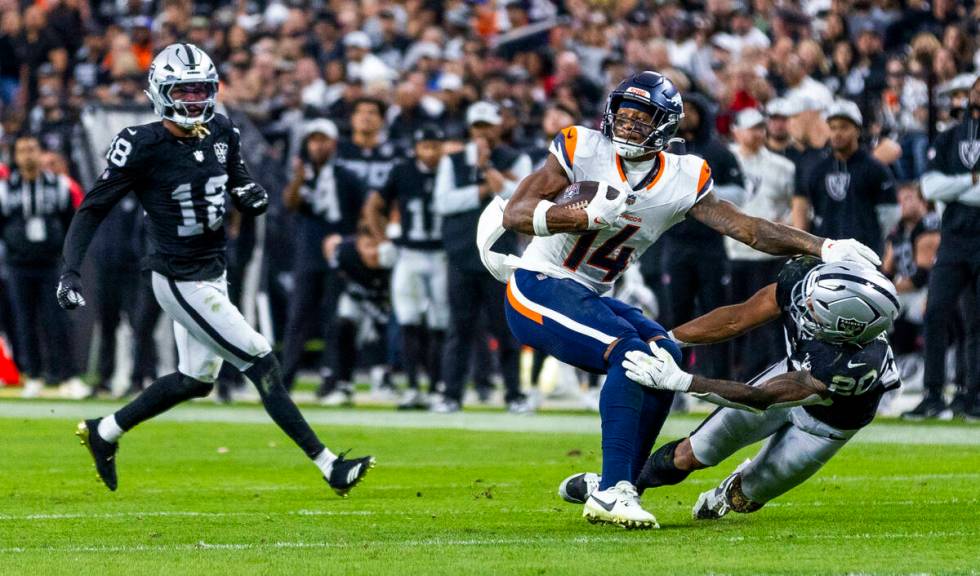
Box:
[517,125,714,294]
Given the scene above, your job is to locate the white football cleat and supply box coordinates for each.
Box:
[21,378,44,398]
[558,472,600,504]
[583,480,658,529]
[693,459,751,520]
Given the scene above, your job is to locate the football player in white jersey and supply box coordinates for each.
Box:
[477,71,881,529]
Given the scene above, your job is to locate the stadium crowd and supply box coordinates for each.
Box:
[0,0,977,419]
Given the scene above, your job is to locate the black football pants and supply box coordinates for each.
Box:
[442,266,522,404]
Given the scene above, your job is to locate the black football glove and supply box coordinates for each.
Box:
[231,183,269,215]
[56,271,86,310]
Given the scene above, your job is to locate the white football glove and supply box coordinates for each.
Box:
[584,183,628,229]
[377,241,397,269]
[820,238,881,268]
[622,348,693,392]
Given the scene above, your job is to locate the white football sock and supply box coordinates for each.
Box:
[97,414,124,443]
[314,448,338,477]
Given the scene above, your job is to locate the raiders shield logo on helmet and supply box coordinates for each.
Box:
[836,316,868,336]
[958,140,980,170]
[825,172,850,202]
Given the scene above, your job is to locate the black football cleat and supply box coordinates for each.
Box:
[325,451,375,497]
[75,419,118,491]
[558,472,600,504]
[901,395,948,420]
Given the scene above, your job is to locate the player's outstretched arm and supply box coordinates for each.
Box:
[671,284,779,346]
[502,155,586,235]
[690,192,824,257]
[58,167,135,309]
[691,193,882,267]
[623,348,830,412]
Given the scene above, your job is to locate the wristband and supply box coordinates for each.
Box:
[910,267,929,289]
[667,330,691,348]
[532,200,555,236]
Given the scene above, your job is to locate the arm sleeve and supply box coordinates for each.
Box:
[434,154,481,215]
[61,168,135,274]
[226,125,256,190]
[874,163,897,206]
[377,164,399,205]
[498,153,532,199]
[921,170,972,202]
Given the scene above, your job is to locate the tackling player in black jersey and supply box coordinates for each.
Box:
[57,43,374,495]
[558,257,901,520]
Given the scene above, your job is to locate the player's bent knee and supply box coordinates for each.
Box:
[637,438,694,492]
[673,437,707,471]
[176,374,214,398]
[244,353,283,395]
[605,336,648,366]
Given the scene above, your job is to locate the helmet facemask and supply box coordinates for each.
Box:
[148,80,218,129]
[603,97,682,159]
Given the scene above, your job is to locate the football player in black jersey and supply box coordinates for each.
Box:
[558,258,900,520]
[56,43,374,495]
[362,124,447,410]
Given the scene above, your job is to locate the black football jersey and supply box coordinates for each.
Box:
[335,139,400,193]
[885,212,940,279]
[378,159,441,250]
[925,121,980,257]
[62,114,255,280]
[775,256,900,429]
[795,148,896,256]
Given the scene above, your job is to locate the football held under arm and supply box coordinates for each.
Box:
[501,154,588,234]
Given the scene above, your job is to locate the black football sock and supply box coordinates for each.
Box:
[426,329,445,388]
[401,324,425,390]
[114,372,213,432]
[245,353,325,459]
[636,438,692,494]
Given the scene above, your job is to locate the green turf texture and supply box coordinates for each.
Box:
[2,412,977,575]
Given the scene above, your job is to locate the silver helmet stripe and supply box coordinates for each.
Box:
[815,272,901,312]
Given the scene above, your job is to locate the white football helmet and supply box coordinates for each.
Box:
[145,43,219,128]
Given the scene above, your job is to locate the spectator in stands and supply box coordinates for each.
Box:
[280,120,364,404]
[793,100,897,257]
[0,134,85,398]
[882,183,939,352]
[908,77,980,420]
[433,101,531,414]
[726,108,796,381]
[662,93,745,381]
[335,97,400,194]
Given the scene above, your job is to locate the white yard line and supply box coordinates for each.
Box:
[1,400,979,445]
[0,530,974,555]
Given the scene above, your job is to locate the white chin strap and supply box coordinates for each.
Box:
[614,141,650,159]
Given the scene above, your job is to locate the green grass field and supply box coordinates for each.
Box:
[1,399,978,575]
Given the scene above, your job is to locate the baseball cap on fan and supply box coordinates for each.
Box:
[466,101,502,126]
[823,99,863,128]
[765,98,799,118]
[304,118,339,140]
[734,108,765,130]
